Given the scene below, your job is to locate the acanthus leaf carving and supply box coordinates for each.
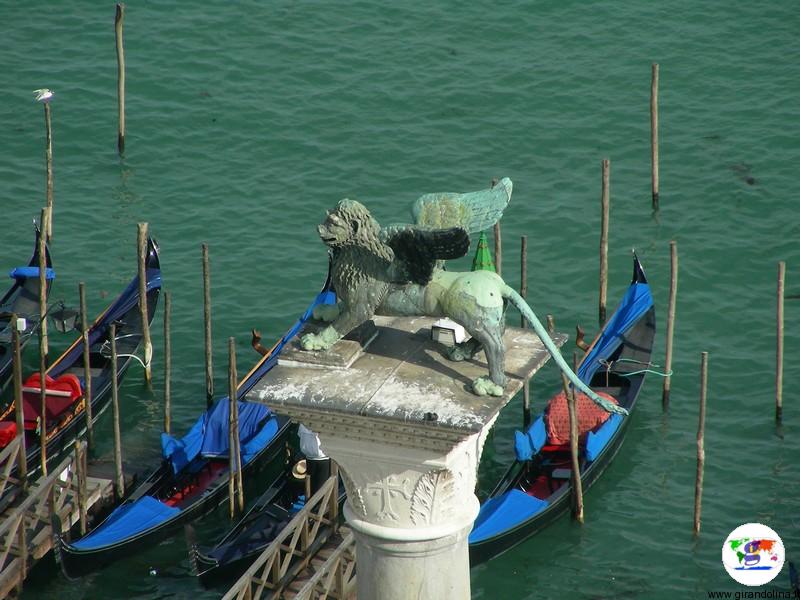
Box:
[410,469,456,526]
[340,469,367,518]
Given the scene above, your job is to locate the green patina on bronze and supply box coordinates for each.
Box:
[300,178,625,415]
[414,194,472,229]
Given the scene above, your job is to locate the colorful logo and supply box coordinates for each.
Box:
[721,522,785,586]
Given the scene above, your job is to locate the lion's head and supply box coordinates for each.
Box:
[317,199,382,248]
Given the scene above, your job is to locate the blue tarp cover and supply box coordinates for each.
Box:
[469,490,548,544]
[9,266,55,280]
[71,496,179,550]
[161,399,273,474]
[585,412,623,461]
[578,282,653,383]
[241,417,279,465]
[514,416,546,461]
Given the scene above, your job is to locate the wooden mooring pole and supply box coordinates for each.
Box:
[74,439,87,535]
[164,291,172,434]
[662,241,678,411]
[228,337,244,517]
[776,261,785,423]
[38,208,49,358]
[11,315,27,490]
[561,374,584,523]
[693,351,708,536]
[651,63,660,211]
[110,323,125,499]
[137,223,152,384]
[33,89,55,240]
[546,314,555,335]
[203,244,214,408]
[79,282,94,450]
[115,3,126,156]
[520,236,531,428]
[38,207,50,476]
[42,102,54,242]
[599,159,610,326]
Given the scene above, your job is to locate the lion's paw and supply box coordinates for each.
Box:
[447,345,469,362]
[472,377,504,397]
[447,340,480,362]
[301,332,331,351]
[312,304,340,323]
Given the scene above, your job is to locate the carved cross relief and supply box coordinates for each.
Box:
[366,475,412,522]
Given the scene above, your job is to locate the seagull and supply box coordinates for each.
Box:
[33,88,54,102]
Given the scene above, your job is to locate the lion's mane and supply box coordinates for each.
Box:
[326,200,394,307]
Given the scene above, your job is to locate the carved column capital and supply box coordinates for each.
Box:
[318,415,495,536]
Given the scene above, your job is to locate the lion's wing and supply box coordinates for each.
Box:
[410,177,512,233]
[381,226,469,285]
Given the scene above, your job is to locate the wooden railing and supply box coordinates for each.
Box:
[0,437,24,502]
[0,440,98,596]
[292,531,356,600]
[223,469,342,600]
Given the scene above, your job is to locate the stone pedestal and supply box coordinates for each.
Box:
[246,316,565,599]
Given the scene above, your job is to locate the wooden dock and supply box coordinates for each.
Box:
[0,440,119,597]
[284,528,355,600]
[223,473,357,600]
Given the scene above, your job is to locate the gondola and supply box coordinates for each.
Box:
[0,224,53,392]
[0,237,160,502]
[55,260,337,577]
[190,456,344,587]
[468,254,656,565]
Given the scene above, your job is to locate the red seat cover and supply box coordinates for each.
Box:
[0,422,17,448]
[544,390,618,446]
[21,373,83,428]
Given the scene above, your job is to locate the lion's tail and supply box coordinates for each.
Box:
[501,285,627,416]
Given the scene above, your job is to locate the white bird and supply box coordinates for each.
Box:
[33,88,54,102]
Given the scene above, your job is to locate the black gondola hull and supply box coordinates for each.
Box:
[56,416,292,578]
[192,468,345,588]
[0,240,161,508]
[0,238,160,511]
[469,413,634,565]
[468,256,655,566]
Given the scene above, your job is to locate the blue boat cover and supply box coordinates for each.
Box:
[585,412,623,461]
[71,496,180,550]
[469,490,548,544]
[8,266,55,280]
[241,417,279,465]
[161,399,273,474]
[578,281,653,383]
[68,270,327,553]
[514,415,546,461]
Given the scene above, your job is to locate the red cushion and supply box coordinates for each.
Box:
[544,390,618,446]
[540,444,570,453]
[21,373,83,427]
[0,422,17,448]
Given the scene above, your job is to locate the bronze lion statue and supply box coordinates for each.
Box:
[300,178,623,414]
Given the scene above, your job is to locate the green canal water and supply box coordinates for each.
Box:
[2,2,799,598]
